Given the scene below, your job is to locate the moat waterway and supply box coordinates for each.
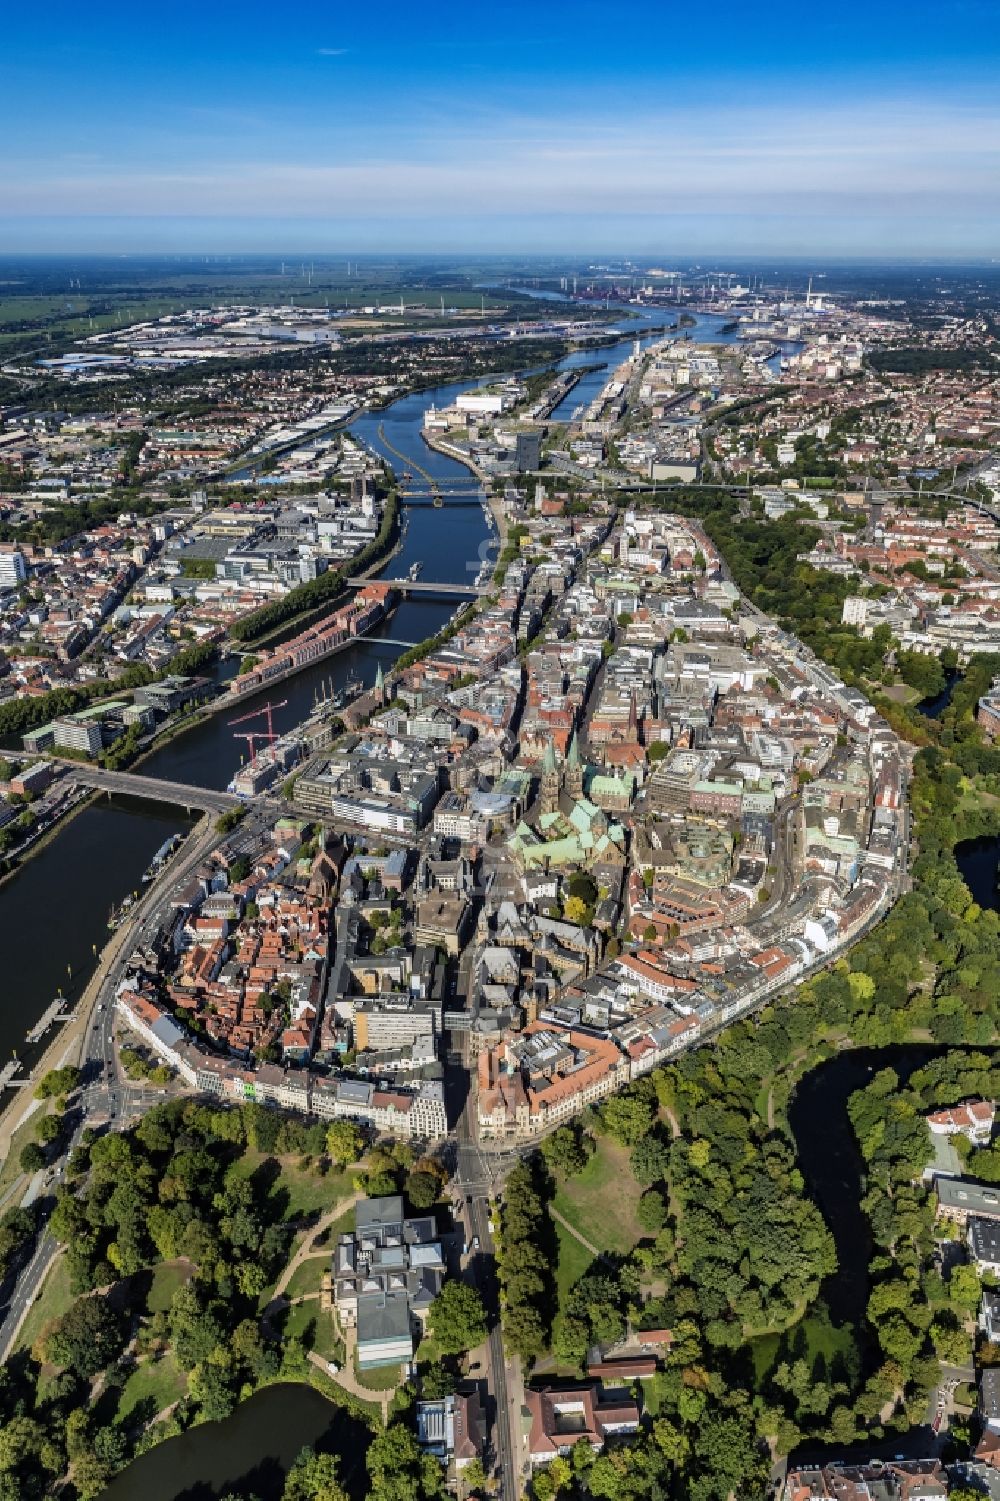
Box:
[780,831,1000,1359]
[919,668,960,720]
[787,1045,947,1334]
[99,1383,370,1501]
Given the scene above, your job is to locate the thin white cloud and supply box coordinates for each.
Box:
[6,97,999,225]
[316,47,349,56]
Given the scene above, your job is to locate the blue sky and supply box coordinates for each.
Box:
[2,0,999,256]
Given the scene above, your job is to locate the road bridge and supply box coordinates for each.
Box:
[60,763,241,815]
[345,577,485,597]
[400,497,485,508]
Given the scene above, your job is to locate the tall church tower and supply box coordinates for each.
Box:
[627,688,639,741]
[565,728,584,801]
[540,740,560,815]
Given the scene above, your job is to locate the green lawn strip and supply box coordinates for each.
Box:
[312,1314,342,1363]
[15,1254,73,1353]
[0,1110,46,1204]
[283,1255,329,1301]
[145,1259,193,1314]
[551,1137,644,1255]
[551,1212,595,1305]
[749,1305,854,1387]
[279,1300,341,1361]
[228,1151,353,1221]
[352,1354,402,1392]
[116,1352,187,1424]
[878,682,924,707]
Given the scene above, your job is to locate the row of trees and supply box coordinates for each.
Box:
[0,637,217,738]
[497,1158,558,1363]
[229,489,398,643]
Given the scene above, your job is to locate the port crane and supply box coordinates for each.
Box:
[228,699,288,766]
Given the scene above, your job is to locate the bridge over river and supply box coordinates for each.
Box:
[57,762,242,815]
[345,576,485,597]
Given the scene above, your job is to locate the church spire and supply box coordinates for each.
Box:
[566,725,583,799]
[540,738,560,813]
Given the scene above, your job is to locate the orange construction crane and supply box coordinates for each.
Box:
[228,700,288,766]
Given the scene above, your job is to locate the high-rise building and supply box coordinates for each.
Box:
[516,432,541,473]
[0,549,26,588]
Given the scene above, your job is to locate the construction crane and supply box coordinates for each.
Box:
[228,700,287,766]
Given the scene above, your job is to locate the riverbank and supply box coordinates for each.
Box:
[229,487,400,647]
[0,784,95,896]
[36,536,408,791]
[228,535,404,657]
[0,813,216,1159]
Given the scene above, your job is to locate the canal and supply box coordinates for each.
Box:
[100,1383,371,1501]
[919,667,960,720]
[785,843,1000,1373]
[784,1040,999,1464]
[956,832,1000,911]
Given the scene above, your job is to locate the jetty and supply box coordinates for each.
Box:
[26,997,75,1046]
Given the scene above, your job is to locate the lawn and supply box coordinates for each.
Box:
[145,1259,192,1314]
[750,1303,856,1387]
[552,1213,595,1303]
[116,1353,187,1425]
[353,1356,402,1392]
[0,1109,45,1205]
[880,682,924,707]
[280,1300,341,1361]
[15,1254,74,1354]
[552,1136,645,1255]
[229,1151,354,1222]
[329,1201,356,1234]
[284,1256,329,1301]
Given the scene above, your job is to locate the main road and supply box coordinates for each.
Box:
[454,1073,525,1501]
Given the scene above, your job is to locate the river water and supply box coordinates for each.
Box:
[0,798,196,1064]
